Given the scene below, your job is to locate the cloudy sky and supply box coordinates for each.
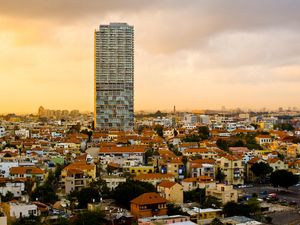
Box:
[1,0,300,114]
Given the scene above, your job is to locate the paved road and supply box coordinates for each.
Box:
[241,185,300,206]
[268,210,300,225]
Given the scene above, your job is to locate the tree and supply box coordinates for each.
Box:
[184,188,205,204]
[80,129,93,142]
[72,210,106,225]
[211,218,224,225]
[174,129,178,137]
[31,184,58,204]
[90,178,111,198]
[215,168,226,183]
[112,180,156,209]
[246,197,260,215]
[233,140,245,147]
[270,170,298,189]
[216,139,229,151]
[167,203,188,216]
[198,126,210,140]
[154,125,164,138]
[12,216,42,225]
[203,196,222,208]
[251,162,273,182]
[183,134,201,142]
[223,198,260,217]
[1,191,14,202]
[74,187,101,208]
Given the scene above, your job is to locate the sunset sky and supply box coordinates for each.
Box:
[1,0,300,114]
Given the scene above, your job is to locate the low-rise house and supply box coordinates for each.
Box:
[0,161,19,178]
[183,148,217,159]
[3,202,39,220]
[206,184,238,204]
[186,207,222,225]
[101,175,126,190]
[181,176,216,192]
[134,174,175,187]
[99,146,146,169]
[267,158,288,171]
[0,178,25,197]
[9,166,45,182]
[129,166,155,176]
[130,192,167,219]
[157,180,183,204]
[138,215,192,225]
[255,135,272,146]
[188,159,215,178]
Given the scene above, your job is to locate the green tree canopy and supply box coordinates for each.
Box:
[215,168,226,183]
[251,162,273,181]
[198,126,210,140]
[270,170,298,189]
[112,180,156,209]
[216,139,229,151]
[72,187,101,208]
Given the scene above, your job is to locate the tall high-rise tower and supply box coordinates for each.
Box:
[94,23,134,131]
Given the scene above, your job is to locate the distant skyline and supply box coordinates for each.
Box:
[1,0,300,114]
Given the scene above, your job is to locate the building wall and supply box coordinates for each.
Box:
[206,184,238,204]
[157,184,183,204]
[218,158,244,185]
[9,203,39,219]
[131,203,167,219]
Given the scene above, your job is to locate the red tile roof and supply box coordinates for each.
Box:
[131,192,167,205]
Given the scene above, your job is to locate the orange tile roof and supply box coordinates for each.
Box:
[182,177,197,183]
[222,155,239,161]
[267,158,280,164]
[10,166,45,175]
[248,157,261,164]
[99,146,146,154]
[134,173,175,181]
[157,180,177,188]
[64,162,95,172]
[67,168,84,176]
[256,135,272,139]
[131,192,167,205]
[191,159,216,164]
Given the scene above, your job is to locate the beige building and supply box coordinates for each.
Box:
[216,156,244,185]
[64,169,89,194]
[61,162,96,194]
[206,184,238,204]
[267,158,288,171]
[157,180,183,204]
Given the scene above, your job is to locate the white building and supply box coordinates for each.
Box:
[200,115,210,124]
[183,114,198,126]
[0,179,25,197]
[0,162,19,178]
[15,129,30,139]
[9,202,39,219]
[99,146,145,169]
[0,127,5,138]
